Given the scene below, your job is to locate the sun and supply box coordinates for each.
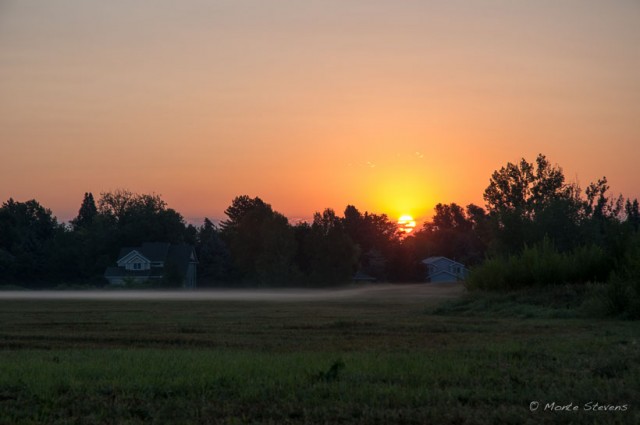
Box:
[398,214,416,234]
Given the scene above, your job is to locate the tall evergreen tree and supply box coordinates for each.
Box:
[221,196,299,284]
[625,199,640,230]
[71,192,98,230]
[220,195,268,232]
[196,218,232,284]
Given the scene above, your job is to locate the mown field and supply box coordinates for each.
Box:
[0,284,638,424]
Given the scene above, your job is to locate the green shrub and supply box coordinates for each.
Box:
[120,278,153,289]
[468,239,612,291]
[466,258,507,290]
[588,232,640,319]
[582,278,640,320]
[569,244,611,283]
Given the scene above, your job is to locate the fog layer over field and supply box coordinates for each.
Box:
[0,283,463,302]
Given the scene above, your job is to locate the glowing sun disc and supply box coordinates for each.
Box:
[398,214,416,233]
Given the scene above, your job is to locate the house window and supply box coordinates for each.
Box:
[133,263,141,270]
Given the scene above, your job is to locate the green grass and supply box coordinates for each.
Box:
[1,291,639,424]
[431,285,590,319]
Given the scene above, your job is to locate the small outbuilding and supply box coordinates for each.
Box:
[421,256,468,282]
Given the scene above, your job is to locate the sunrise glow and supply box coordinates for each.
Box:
[1,4,638,421]
[398,215,417,234]
[0,2,638,223]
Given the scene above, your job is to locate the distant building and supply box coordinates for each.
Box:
[352,270,377,283]
[104,242,198,288]
[421,256,468,282]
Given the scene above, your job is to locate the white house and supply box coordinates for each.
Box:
[421,256,468,282]
[104,242,198,288]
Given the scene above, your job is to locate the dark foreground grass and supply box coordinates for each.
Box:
[0,288,638,424]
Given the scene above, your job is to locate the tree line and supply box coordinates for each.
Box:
[1,154,639,292]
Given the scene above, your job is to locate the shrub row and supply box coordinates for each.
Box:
[467,238,611,290]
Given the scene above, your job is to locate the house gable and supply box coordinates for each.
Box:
[429,270,462,282]
[117,250,152,270]
[421,256,468,282]
[105,243,197,288]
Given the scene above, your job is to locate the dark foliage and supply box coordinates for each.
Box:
[0,199,60,284]
[70,192,97,230]
[1,154,638,292]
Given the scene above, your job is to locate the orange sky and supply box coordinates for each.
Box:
[1,1,639,224]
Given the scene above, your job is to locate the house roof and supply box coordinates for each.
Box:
[421,256,465,267]
[117,242,171,263]
[107,243,198,279]
[117,250,150,266]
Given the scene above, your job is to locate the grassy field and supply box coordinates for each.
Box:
[0,284,638,424]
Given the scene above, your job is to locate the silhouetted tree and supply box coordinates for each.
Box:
[71,193,98,230]
[585,177,610,220]
[484,154,569,218]
[0,199,59,283]
[255,211,300,285]
[222,196,272,279]
[97,190,187,249]
[185,223,198,246]
[47,225,82,280]
[302,209,359,285]
[625,199,640,231]
[97,189,139,223]
[5,152,640,288]
[292,221,313,278]
[195,218,232,284]
[425,203,472,233]
[222,196,299,285]
[385,231,427,281]
[483,154,584,252]
[342,205,400,279]
[343,205,364,242]
[420,203,486,264]
[220,195,269,232]
[578,177,628,256]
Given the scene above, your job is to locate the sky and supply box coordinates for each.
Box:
[1,0,639,224]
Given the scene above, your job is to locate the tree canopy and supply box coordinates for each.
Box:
[1,154,638,288]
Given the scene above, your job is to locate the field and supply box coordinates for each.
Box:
[0,284,638,424]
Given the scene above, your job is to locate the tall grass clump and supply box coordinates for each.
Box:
[467,238,611,290]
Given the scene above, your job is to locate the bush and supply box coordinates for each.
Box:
[596,232,640,319]
[467,239,612,290]
[466,258,508,290]
[582,278,640,320]
[569,244,611,283]
[117,277,153,289]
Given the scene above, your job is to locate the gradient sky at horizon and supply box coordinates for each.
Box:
[1,0,639,224]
